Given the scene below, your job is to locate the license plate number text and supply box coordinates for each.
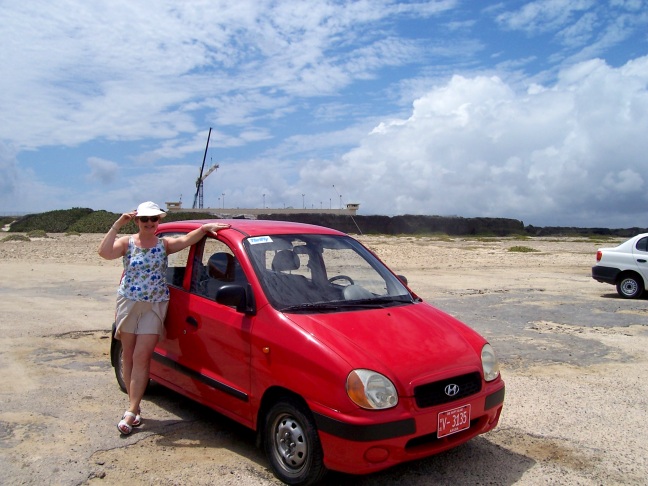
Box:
[437,404,471,438]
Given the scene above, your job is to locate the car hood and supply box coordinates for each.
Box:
[283,301,484,394]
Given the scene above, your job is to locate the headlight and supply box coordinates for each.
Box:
[481,344,500,382]
[347,369,398,410]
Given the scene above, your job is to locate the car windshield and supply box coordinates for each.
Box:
[244,234,414,312]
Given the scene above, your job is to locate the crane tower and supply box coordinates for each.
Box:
[192,128,219,209]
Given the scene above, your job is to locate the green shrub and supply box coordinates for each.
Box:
[10,208,93,233]
[2,234,30,242]
[66,210,216,234]
[7,208,220,234]
[5,208,647,236]
[508,245,540,253]
[0,217,17,228]
[26,230,48,238]
[68,210,131,234]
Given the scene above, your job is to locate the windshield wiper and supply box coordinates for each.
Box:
[343,296,413,307]
[280,296,413,313]
[280,302,344,312]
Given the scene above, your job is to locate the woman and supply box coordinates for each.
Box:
[98,201,229,435]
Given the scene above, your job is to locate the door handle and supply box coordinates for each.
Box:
[638,259,647,263]
[186,316,198,327]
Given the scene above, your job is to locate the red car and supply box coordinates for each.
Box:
[110,219,505,485]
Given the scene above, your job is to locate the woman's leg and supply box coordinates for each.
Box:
[119,332,136,397]
[127,334,159,417]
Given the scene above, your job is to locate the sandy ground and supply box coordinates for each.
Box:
[0,233,647,485]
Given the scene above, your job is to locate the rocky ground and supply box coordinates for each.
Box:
[0,233,646,485]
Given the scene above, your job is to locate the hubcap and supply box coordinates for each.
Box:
[621,279,638,296]
[274,415,307,469]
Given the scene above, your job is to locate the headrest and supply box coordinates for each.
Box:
[208,252,234,279]
[272,250,299,272]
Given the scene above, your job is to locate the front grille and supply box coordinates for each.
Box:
[414,372,482,408]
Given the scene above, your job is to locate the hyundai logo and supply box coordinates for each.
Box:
[445,384,460,396]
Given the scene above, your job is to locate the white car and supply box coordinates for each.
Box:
[592,233,648,299]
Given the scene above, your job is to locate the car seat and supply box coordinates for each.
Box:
[271,250,299,272]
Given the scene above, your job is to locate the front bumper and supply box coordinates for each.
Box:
[312,382,505,475]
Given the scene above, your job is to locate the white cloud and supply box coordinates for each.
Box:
[603,169,644,192]
[0,144,19,197]
[0,0,443,150]
[496,0,595,34]
[87,157,119,184]
[306,56,648,226]
[2,1,647,229]
[0,144,72,213]
[495,0,648,67]
[115,54,647,227]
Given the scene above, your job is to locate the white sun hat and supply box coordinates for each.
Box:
[136,201,167,218]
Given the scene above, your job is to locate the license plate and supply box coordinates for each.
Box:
[437,404,471,438]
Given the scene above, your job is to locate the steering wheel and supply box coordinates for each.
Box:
[328,275,354,286]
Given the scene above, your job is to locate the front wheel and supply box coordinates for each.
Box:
[264,397,327,485]
[616,274,644,299]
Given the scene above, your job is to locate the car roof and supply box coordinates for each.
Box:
[158,218,346,237]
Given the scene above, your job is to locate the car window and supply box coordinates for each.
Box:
[245,234,411,310]
[191,238,248,300]
[321,247,390,296]
[161,232,190,288]
[636,237,648,252]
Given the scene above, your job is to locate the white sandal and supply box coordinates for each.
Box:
[117,411,137,435]
[132,408,142,427]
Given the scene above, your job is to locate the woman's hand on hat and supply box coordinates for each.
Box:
[113,211,136,230]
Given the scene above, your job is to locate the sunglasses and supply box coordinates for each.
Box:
[137,216,160,223]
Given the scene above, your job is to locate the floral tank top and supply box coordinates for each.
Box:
[118,237,170,302]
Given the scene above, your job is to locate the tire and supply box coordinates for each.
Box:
[263,397,327,485]
[111,338,128,393]
[616,274,644,299]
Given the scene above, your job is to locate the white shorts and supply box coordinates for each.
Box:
[114,294,169,341]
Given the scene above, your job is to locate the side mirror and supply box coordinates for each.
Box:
[397,275,408,286]
[216,284,256,315]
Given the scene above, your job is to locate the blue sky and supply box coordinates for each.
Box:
[1,0,647,227]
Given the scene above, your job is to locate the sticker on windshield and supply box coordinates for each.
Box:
[248,236,273,245]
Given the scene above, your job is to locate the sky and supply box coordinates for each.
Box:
[1,0,648,228]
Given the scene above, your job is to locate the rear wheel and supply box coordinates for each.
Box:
[264,397,327,485]
[111,338,128,392]
[616,274,644,299]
